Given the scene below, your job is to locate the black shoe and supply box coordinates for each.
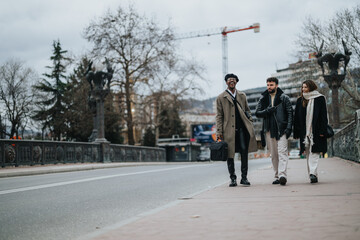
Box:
[240,178,251,186]
[229,179,237,187]
[272,179,280,184]
[310,174,318,183]
[279,176,287,186]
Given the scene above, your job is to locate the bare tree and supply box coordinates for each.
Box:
[139,56,205,140]
[83,4,176,145]
[0,59,35,138]
[330,7,360,106]
[295,5,360,123]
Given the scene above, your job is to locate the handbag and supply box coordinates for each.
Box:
[325,124,334,138]
[209,140,228,161]
[324,104,334,138]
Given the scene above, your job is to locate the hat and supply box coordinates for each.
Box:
[224,73,239,82]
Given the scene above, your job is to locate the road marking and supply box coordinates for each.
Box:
[78,175,228,240]
[0,165,208,195]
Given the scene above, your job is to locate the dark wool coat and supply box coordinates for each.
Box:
[216,90,258,158]
[293,96,328,154]
[255,88,293,140]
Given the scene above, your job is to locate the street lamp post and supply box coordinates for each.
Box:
[0,114,3,139]
[87,94,97,142]
[316,40,352,129]
[85,59,113,162]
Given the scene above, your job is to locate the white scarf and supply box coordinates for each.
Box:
[302,90,323,147]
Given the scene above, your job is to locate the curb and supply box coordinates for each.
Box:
[0,162,170,178]
[0,161,213,178]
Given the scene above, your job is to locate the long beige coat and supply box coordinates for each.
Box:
[216,90,258,158]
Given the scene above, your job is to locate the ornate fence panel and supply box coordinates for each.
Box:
[328,109,360,163]
[0,140,101,167]
[110,144,165,162]
[0,140,166,167]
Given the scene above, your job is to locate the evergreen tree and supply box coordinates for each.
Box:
[64,57,93,141]
[104,93,123,144]
[32,40,70,140]
[142,127,156,146]
[158,104,185,138]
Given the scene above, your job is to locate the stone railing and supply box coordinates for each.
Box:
[0,140,166,167]
[327,109,360,163]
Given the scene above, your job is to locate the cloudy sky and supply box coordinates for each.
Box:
[0,0,358,99]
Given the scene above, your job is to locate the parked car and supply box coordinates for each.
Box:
[289,149,300,159]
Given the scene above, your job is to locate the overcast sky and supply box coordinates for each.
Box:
[0,0,358,99]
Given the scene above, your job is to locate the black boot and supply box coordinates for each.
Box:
[227,158,237,187]
[229,179,237,187]
[240,178,250,186]
[310,174,318,183]
[279,176,287,186]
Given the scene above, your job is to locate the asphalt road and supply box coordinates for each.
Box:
[0,159,270,240]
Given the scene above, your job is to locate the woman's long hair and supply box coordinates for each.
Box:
[301,80,318,107]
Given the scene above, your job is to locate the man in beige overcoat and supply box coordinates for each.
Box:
[216,73,257,187]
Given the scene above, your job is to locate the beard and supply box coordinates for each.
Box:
[268,88,276,93]
[227,82,236,91]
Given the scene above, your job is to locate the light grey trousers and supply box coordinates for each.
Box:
[305,146,320,177]
[266,132,289,179]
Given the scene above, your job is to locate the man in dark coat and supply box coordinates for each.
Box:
[255,77,293,186]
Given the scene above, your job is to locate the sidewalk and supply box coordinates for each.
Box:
[85,157,360,240]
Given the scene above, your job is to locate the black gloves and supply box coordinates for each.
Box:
[266,106,276,114]
[285,128,292,139]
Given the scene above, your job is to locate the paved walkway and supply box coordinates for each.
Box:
[1,157,359,239]
[88,157,360,240]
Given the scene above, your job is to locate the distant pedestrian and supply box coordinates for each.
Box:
[216,73,257,187]
[255,77,293,186]
[293,80,328,183]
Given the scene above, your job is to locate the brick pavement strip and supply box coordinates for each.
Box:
[89,157,360,240]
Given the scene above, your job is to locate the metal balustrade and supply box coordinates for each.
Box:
[109,144,165,162]
[327,109,360,163]
[0,140,166,167]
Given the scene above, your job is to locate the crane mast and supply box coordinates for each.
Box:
[222,31,228,80]
[176,23,260,85]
